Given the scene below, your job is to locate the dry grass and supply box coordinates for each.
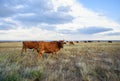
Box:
[0,42,120,81]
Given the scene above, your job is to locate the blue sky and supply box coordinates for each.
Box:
[0,0,120,40]
[78,0,120,22]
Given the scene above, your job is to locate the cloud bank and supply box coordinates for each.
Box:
[0,0,120,40]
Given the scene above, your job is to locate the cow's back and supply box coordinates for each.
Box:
[21,41,39,54]
[23,41,39,49]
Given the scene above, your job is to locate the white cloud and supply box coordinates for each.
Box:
[56,0,120,31]
[0,27,65,40]
[14,5,24,9]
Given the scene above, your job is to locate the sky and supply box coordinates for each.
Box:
[0,0,120,41]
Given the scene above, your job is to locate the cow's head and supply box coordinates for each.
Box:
[57,40,65,48]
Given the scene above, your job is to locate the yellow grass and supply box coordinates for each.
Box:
[0,42,120,81]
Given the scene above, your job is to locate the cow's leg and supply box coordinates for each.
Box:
[51,52,54,54]
[37,49,39,53]
[35,48,40,53]
[21,47,27,56]
[24,48,27,53]
[49,52,55,58]
[37,53,42,60]
[54,52,59,59]
[21,46,25,54]
[37,53,42,57]
[37,50,43,59]
[32,49,34,52]
[21,48,23,54]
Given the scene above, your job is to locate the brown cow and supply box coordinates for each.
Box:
[69,41,74,45]
[84,41,87,43]
[21,41,39,54]
[37,41,64,57]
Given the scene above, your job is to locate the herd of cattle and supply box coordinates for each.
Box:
[21,40,113,58]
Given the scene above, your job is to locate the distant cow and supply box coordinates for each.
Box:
[84,41,87,43]
[76,41,79,43]
[88,41,93,43]
[37,41,64,57]
[69,41,74,45]
[97,40,100,42]
[21,41,39,54]
[108,41,112,43]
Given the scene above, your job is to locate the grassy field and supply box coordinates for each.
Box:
[0,42,120,81]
